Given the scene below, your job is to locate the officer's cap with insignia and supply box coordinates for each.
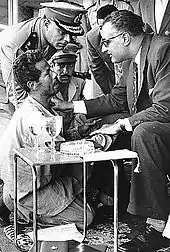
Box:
[50,43,79,64]
[40,0,87,36]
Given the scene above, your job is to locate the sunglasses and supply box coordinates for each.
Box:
[102,32,123,47]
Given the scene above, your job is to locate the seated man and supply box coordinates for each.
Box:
[50,10,170,251]
[0,49,94,229]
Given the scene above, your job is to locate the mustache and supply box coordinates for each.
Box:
[55,42,81,52]
[54,41,69,50]
[60,75,71,79]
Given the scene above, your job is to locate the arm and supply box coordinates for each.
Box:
[86,31,115,94]
[51,59,130,118]
[84,73,129,118]
[79,79,86,100]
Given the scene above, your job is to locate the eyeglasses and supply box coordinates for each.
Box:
[102,32,123,47]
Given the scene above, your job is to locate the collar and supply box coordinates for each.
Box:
[135,46,141,66]
[27,95,54,117]
[56,76,79,101]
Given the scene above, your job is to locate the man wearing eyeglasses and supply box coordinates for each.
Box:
[89,10,170,252]
[52,10,170,251]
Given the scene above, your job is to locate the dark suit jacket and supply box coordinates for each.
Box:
[86,26,116,94]
[85,33,170,129]
[136,0,170,36]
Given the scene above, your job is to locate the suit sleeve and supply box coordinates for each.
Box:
[86,33,115,94]
[84,75,128,118]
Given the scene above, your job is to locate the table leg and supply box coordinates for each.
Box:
[82,160,87,241]
[111,160,118,252]
[32,165,38,252]
[14,153,20,250]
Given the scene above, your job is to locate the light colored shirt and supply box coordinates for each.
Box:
[0,96,81,217]
[135,46,141,86]
[155,0,169,33]
[73,100,87,114]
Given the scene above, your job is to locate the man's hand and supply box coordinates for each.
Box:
[50,97,74,112]
[90,118,132,135]
[90,123,122,135]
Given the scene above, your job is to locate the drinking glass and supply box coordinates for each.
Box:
[45,116,63,153]
[29,123,44,152]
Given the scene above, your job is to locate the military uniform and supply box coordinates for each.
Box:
[0,0,86,135]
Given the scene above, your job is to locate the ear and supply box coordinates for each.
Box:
[43,17,50,28]
[122,32,131,46]
[27,81,38,91]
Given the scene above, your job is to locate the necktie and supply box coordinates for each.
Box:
[131,62,138,114]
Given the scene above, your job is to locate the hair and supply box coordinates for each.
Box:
[97,5,118,20]
[103,10,145,37]
[13,49,44,92]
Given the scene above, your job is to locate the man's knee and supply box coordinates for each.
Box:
[131,122,155,146]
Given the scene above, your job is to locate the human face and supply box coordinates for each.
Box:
[101,22,127,63]
[44,20,72,49]
[52,61,75,85]
[35,59,60,96]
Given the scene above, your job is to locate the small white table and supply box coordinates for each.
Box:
[13,148,138,252]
